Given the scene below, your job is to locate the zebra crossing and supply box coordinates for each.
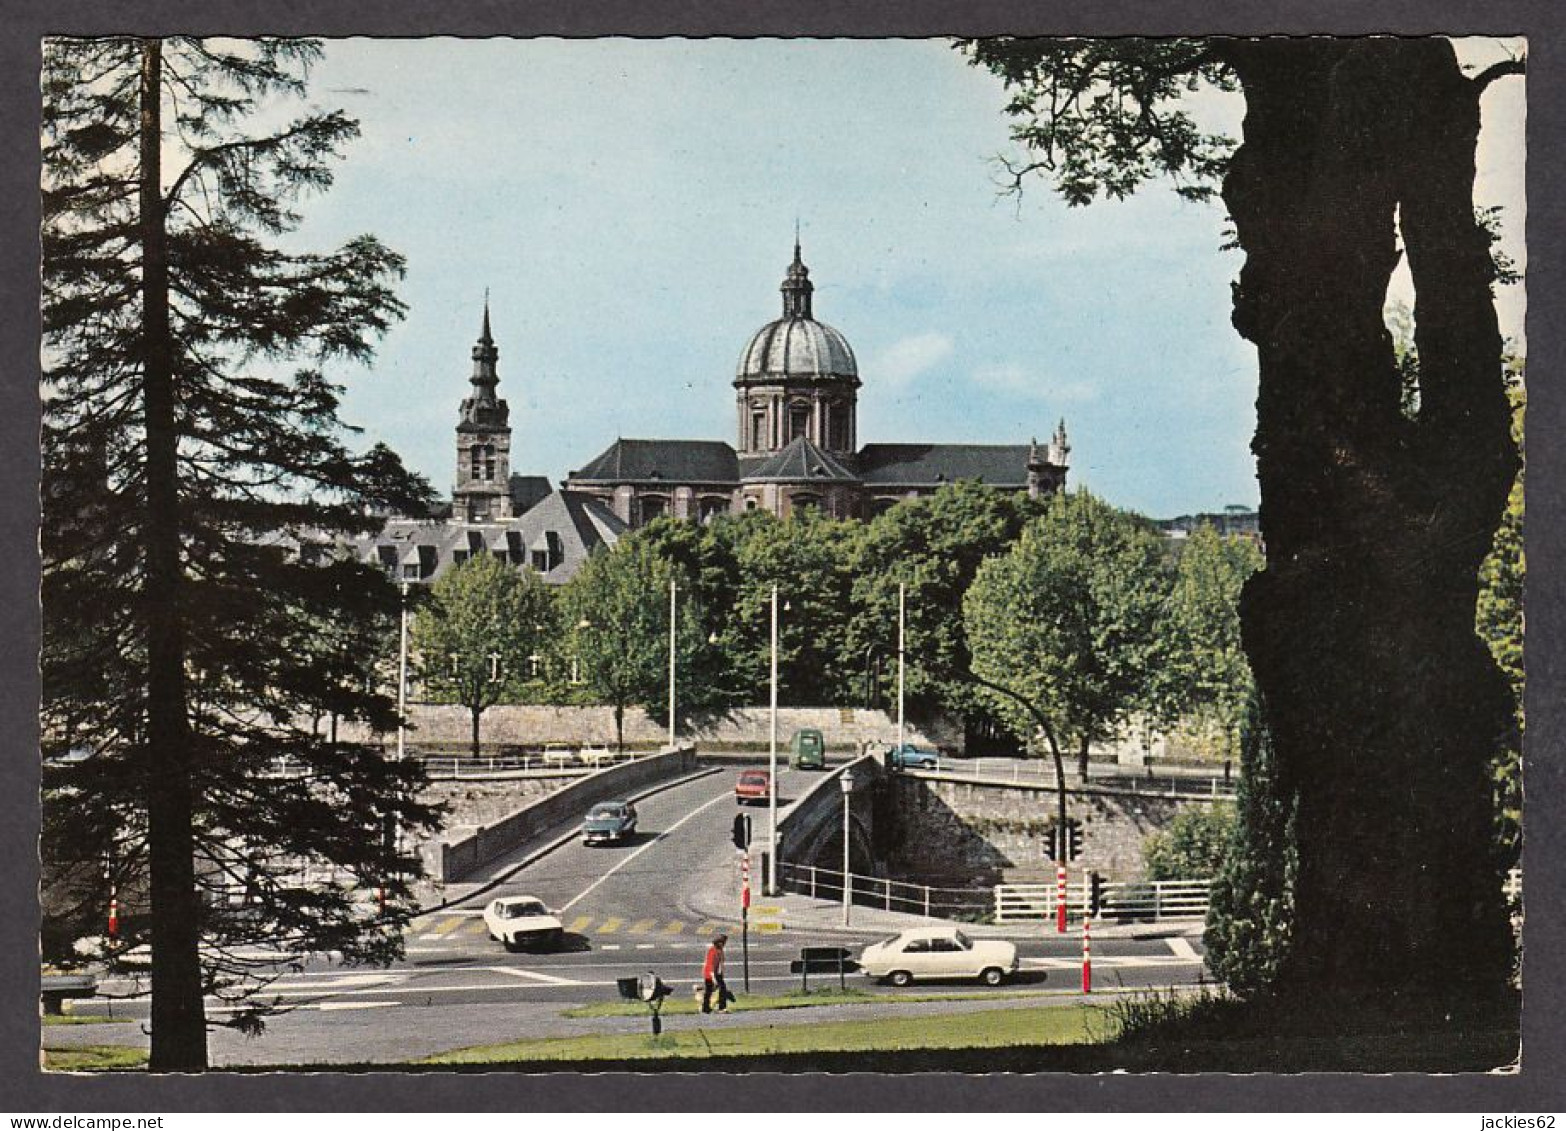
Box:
[410,911,745,947]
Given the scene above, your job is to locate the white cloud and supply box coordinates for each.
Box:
[972,362,1097,403]
[870,332,955,388]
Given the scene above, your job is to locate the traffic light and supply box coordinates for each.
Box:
[732,813,752,850]
[1088,871,1107,917]
[1044,820,1083,862]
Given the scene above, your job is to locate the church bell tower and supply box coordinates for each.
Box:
[452,296,514,522]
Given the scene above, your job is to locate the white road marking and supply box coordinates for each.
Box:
[558,786,735,912]
[1165,937,1201,961]
[635,943,656,950]
[316,1001,398,1012]
[263,973,401,993]
[600,944,621,951]
[483,965,581,985]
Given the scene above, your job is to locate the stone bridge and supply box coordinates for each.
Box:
[775,754,881,876]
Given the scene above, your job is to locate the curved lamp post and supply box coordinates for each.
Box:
[841,769,856,926]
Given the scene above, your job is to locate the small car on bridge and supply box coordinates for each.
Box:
[790,728,827,770]
[888,743,940,772]
[581,800,638,845]
[735,769,772,805]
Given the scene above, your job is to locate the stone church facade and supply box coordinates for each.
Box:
[356,243,1072,586]
[564,242,1071,526]
[355,303,626,586]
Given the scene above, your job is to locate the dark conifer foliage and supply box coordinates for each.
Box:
[41,37,438,1071]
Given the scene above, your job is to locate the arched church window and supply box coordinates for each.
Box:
[790,403,811,443]
[752,411,767,451]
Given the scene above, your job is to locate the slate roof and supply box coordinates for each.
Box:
[569,439,740,485]
[857,444,1032,489]
[355,489,626,586]
[508,474,553,515]
[741,436,860,483]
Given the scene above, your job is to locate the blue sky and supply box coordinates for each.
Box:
[284,38,1526,518]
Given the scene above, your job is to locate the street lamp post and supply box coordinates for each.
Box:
[768,584,779,894]
[667,578,677,751]
[396,581,410,761]
[897,582,906,752]
[841,770,856,926]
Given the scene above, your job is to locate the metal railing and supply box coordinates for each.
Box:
[777,862,992,921]
[897,758,1237,799]
[993,878,1213,923]
[267,747,653,780]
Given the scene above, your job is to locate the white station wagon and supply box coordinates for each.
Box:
[483,896,564,952]
[859,926,1019,987]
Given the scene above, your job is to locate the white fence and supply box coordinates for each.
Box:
[901,758,1237,799]
[778,863,992,920]
[993,879,1212,923]
[267,746,650,780]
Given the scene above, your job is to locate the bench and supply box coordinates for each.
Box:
[40,973,97,1015]
[788,945,859,992]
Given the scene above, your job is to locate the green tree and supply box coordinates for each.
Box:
[1476,366,1524,866]
[562,542,706,749]
[625,515,746,712]
[964,490,1171,832]
[962,36,1523,1008]
[411,555,557,757]
[41,37,437,1069]
[1159,525,1264,761]
[1204,695,1299,998]
[1143,804,1237,881]
[722,510,864,706]
[847,481,1038,719]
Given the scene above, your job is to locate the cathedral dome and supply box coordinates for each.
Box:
[734,242,859,386]
[736,317,858,384]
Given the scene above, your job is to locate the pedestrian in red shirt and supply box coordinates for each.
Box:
[701,933,730,1013]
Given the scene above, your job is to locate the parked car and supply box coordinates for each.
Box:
[858,926,1019,987]
[581,800,638,845]
[888,743,940,771]
[790,728,827,770]
[483,896,564,952]
[735,769,772,805]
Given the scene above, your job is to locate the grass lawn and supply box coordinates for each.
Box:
[42,1045,149,1072]
[426,1002,1107,1066]
[562,986,1057,1018]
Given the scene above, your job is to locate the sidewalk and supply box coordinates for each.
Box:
[682,880,1204,942]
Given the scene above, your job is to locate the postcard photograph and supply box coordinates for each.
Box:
[37,33,1527,1076]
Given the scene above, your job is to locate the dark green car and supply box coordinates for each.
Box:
[790,728,827,770]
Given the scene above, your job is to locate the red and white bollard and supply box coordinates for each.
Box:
[1081,913,1092,993]
[107,896,119,942]
[1056,864,1068,934]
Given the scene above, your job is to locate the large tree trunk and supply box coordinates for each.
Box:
[1218,39,1516,1009]
[139,40,209,1072]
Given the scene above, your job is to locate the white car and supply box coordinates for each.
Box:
[859,926,1019,987]
[483,896,564,952]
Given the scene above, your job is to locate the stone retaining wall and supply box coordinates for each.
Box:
[881,774,1228,884]
[430,747,699,882]
[341,704,951,752]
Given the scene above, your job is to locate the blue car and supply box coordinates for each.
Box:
[889,744,940,771]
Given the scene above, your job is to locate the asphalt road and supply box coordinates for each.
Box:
[59,760,1209,1066]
